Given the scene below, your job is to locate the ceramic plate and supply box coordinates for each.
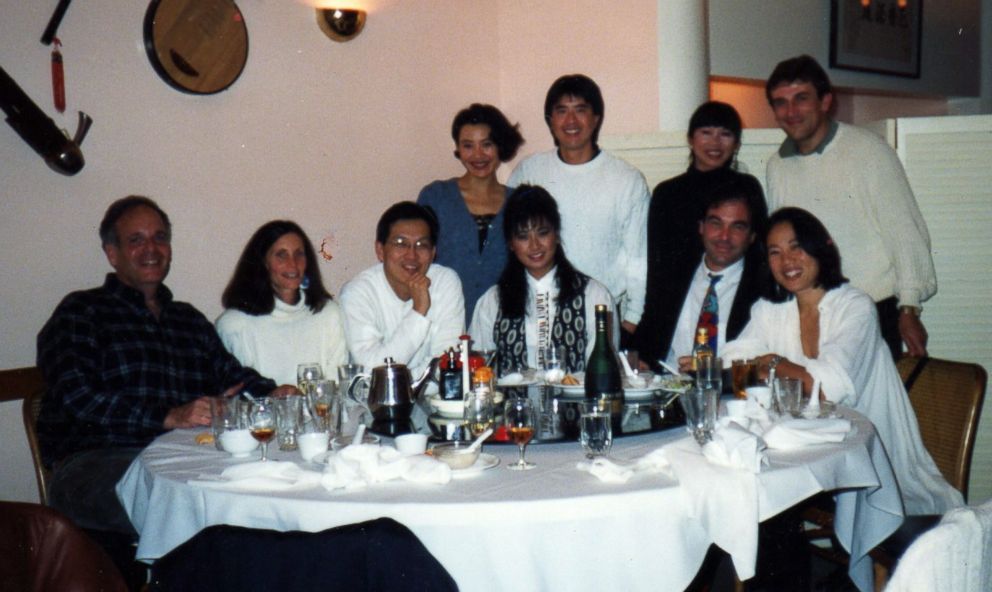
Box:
[656,375,692,393]
[547,371,586,395]
[450,453,500,478]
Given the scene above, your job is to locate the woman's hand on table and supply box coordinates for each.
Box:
[270,384,301,397]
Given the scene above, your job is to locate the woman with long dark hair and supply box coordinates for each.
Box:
[216,220,347,385]
[722,207,961,516]
[469,185,616,375]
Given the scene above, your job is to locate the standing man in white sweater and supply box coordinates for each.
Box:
[509,74,649,346]
[765,55,935,358]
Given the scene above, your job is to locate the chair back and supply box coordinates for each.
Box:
[896,356,987,500]
[0,367,49,505]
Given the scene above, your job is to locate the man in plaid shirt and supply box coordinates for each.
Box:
[37,195,295,545]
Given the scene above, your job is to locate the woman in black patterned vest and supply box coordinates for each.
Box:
[468,185,618,376]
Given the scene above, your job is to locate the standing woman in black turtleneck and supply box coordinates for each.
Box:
[634,101,768,368]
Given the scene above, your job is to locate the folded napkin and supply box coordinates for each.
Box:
[190,461,323,492]
[321,444,451,490]
[761,418,851,450]
[702,423,768,473]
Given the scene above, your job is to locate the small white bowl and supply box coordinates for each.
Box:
[219,429,258,458]
[431,441,480,470]
[298,432,330,462]
[394,433,428,456]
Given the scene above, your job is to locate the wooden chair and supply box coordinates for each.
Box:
[805,355,987,590]
[0,367,49,505]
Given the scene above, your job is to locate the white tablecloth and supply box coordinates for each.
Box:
[117,410,901,592]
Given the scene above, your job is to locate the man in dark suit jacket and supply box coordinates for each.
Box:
[635,176,767,370]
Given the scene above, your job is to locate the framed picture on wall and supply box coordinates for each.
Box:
[830,0,923,78]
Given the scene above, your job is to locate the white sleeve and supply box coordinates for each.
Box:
[720,300,774,364]
[803,291,874,405]
[618,171,650,325]
[320,302,350,374]
[215,311,257,369]
[340,279,432,369]
[427,268,467,356]
[506,158,530,189]
[468,286,499,352]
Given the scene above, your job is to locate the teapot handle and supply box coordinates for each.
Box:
[347,374,371,407]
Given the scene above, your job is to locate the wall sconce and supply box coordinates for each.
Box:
[316,8,366,42]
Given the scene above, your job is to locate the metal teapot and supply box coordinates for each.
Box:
[348,357,438,435]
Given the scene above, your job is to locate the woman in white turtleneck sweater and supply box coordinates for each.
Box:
[216,221,347,386]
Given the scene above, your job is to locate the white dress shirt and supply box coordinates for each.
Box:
[665,256,744,367]
[339,263,465,377]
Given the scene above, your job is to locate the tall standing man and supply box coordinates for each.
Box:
[508,74,650,343]
[765,55,935,357]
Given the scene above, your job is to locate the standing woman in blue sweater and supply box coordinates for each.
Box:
[417,103,524,324]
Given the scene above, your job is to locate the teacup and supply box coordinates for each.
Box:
[219,429,258,458]
[298,431,330,462]
[394,433,428,456]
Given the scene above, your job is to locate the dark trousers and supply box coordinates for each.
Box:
[876,297,902,361]
[49,447,142,537]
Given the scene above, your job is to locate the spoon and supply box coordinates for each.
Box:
[351,423,366,446]
[465,427,494,453]
[618,350,638,379]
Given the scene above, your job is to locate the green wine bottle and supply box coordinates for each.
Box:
[584,304,623,402]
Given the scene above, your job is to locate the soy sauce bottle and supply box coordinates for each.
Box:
[439,349,462,400]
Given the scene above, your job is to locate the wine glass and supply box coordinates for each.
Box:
[464,391,494,438]
[249,397,276,461]
[297,363,324,396]
[308,379,337,432]
[504,397,537,470]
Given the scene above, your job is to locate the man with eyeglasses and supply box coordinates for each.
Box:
[340,201,465,378]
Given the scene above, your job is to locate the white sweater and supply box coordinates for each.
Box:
[339,263,465,377]
[508,150,649,324]
[766,123,936,307]
[216,290,348,387]
[722,285,963,515]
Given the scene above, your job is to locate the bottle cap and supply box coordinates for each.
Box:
[474,367,493,382]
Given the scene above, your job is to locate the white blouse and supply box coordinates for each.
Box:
[722,284,963,516]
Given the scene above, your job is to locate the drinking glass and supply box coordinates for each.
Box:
[776,377,803,418]
[309,379,337,432]
[273,394,302,451]
[504,397,537,470]
[541,345,566,382]
[248,397,276,461]
[695,356,723,394]
[731,359,755,400]
[683,386,718,445]
[209,395,242,451]
[579,399,613,458]
[464,391,494,438]
[297,363,324,396]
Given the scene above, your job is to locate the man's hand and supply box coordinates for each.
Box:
[899,311,929,357]
[621,321,637,335]
[164,396,212,430]
[408,272,432,316]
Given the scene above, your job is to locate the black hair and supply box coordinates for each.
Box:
[765,54,833,104]
[497,185,587,319]
[543,74,605,148]
[375,201,439,246]
[700,175,769,239]
[764,207,847,302]
[99,195,171,246]
[688,101,743,142]
[221,220,332,315]
[451,103,525,162]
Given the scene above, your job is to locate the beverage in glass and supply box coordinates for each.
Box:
[274,394,302,451]
[297,363,323,396]
[683,386,718,445]
[731,359,755,399]
[504,397,537,470]
[579,400,612,458]
[249,397,276,461]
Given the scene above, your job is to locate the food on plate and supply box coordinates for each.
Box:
[500,372,525,385]
[656,375,692,392]
[560,374,580,386]
[195,432,215,445]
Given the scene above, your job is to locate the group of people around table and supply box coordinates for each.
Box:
[35,54,960,580]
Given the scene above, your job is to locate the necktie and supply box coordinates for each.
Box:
[695,273,722,355]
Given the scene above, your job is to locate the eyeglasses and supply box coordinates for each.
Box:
[385,237,434,254]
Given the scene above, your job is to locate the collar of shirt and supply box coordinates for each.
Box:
[698,253,745,285]
[778,119,840,158]
[104,273,174,312]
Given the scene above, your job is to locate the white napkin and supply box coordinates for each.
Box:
[321,444,451,490]
[576,446,675,484]
[189,461,323,492]
[761,417,851,450]
[702,423,768,473]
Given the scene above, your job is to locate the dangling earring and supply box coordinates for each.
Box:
[301,275,310,290]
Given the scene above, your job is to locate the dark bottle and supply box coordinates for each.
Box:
[584,304,623,402]
[439,350,462,400]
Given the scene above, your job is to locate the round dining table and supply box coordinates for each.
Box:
[117,408,902,592]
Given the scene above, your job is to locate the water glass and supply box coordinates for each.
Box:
[683,386,718,445]
[209,396,244,451]
[541,345,566,381]
[464,390,494,438]
[776,377,803,417]
[579,400,613,458]
[731,359,756,399]
[274,394,303,451]
[297,363,324,395]
[695,355,723,393]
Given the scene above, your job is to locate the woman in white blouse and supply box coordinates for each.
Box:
[216,221,347,386]
[469,185,616,375]
[722,207,961,515]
